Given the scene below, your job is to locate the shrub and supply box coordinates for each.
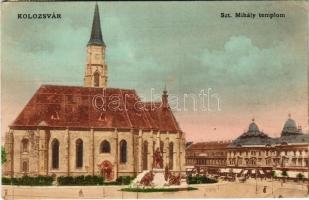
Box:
[2,176,53,186]
[103,181,119,185]
[57,176,74,185]
[188,175,217,184]
[57,175,104,186]
[281,171,288,177]
[57,175,134,186]
[2,177,11,185]
[1,146,7,165]
[116,176,135,185]
[121,187,198,192]
[271,170,276,177]
[296,173,304,180]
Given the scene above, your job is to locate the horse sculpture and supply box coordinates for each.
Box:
[140,171,155,186]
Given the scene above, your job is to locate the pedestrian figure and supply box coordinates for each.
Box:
[3,189,8,200]
[263,186,267,193]
[79,189,84,198]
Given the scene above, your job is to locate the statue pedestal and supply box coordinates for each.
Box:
[130,168,188,190]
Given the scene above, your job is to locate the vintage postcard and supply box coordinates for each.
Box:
[1,0,309,199]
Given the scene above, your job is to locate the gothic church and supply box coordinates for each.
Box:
[3,4,186,180]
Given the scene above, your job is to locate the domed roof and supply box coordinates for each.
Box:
[283,118,297,131]
[229,119,272,147]
[248,122,259,132]
[281,114,300,136]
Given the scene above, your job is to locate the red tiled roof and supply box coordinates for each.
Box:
[144,102,180,132]
[10,85,181,133]
[187,141,231,150]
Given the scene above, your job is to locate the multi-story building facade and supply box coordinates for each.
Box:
[186,116,309,178]
[227,117,308,177]
[186,141,231,174]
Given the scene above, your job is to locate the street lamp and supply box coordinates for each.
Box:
[272,163,277,197]
[255,168,258,195]
[256,163,261,195]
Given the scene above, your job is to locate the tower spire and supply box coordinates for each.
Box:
[88,3,105,46]
[162,85,169,109]
[84,3,108,88]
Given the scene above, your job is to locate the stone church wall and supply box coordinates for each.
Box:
[4,128,186,180]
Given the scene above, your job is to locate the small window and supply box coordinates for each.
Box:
[21,138,29,153]
[100,140,111,153]
[94,71,100,87]
[22,160,29,173]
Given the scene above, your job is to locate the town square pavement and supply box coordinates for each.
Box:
[1,179,308,199]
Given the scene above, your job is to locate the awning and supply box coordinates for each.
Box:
[220,168,229,173]
[259,170,264,175]
[287,171,308,178]
[243,170,248,174]
[233,169,242,173]
[274,170,282,177]
[288,171,298,178]
[251,170,256,174]
[185,166,195,171]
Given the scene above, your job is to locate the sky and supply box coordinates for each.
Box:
[1,1,308,142]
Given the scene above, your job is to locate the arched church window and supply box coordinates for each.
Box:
[21,138,29,153]
[153,141,155,153]
[76,139,83,168]
[169,142,174,169]
[119,140,127,163]
[94,71,100,87]
[100,140,110,153]
[160,141,164,153]
[51,139,59,169]
[143,141,148,170]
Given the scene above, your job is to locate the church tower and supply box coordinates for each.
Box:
[84,4,107,88]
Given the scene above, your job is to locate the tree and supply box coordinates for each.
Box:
[271,170,276,178]
[1,146,7,165]
[281,171,288,177]
[296,173,304,181]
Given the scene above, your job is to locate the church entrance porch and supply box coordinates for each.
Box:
[98,160,113,181]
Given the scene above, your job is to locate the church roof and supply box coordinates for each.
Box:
[144,102,180,132]
[10,85,181,133]
[88,4,105,46]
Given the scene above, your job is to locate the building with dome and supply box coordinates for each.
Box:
[186,116,309,177]
[3,4,186,180]
[227,116,309,176]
